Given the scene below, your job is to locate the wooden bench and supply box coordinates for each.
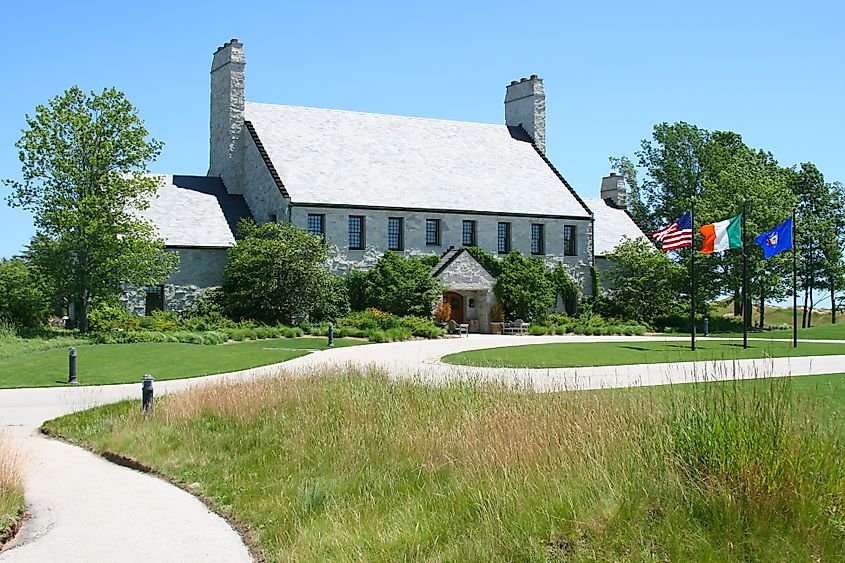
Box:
[448,320,470,337]
[503,319,529,335]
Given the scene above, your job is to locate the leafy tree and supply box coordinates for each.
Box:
[345,269,370,312]
[625,123,797,324]
[220,220,332,324]
[0,258,51,329]
[493,252,555,322]
[788,165,845,327]
[361,251,441,317]
[607,155,650,230]
[699,135,794,324]
[310,272,351,322]
[637,122,710,226]
[4,86,177,332]
[598,238,686,325]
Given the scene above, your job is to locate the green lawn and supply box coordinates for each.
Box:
[43,369,845,561]
[442,339,845,368]
[711,322,845,340]
[0,337,364,388]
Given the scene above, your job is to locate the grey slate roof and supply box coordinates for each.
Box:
[134,175,252,247]
[244,102,591,218]
[583,198,648,256]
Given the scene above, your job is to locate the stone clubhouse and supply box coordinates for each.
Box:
[125,39,645,332]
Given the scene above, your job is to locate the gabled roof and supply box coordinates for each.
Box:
[432,247,496,290]
[134,175,253,248]
[432,247,463,277]
[582,198,648,256]
[243,102,591,218]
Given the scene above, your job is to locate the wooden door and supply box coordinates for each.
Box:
[444,292,464,324]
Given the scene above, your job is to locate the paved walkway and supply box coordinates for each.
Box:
[1,334,843,561]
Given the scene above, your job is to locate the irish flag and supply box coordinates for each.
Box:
[699,214,743,254]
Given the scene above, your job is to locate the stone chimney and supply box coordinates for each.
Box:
[600,172,627,208]
[505,75,546,154]
[209,38,245,194]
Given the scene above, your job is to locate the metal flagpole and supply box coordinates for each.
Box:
[742,202,748,349]
[690,197,696,351]
[793,207,798,348]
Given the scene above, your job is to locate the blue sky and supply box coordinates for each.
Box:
[1,0,843,260]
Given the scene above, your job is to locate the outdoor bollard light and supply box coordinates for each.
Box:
[703,317,710,337]
[327,322,335,348]
[68,347,78,385]
[142,374,154,414]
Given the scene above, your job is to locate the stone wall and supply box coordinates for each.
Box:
[291,205,594,295]
[121,247,229,315]
[240,131,289,223]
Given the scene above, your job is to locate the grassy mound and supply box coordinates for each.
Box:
[44,369,845,561]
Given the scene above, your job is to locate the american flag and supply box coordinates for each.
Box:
[652,211,693,252]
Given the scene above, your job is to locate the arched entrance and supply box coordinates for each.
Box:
[443,291,464,324]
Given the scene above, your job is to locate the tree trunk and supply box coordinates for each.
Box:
[759,285,765,328]
[802,289,809,329]
[807,284,814,328]
[832,287,837,324]
[78,289,89,333]
[733,290,742,317]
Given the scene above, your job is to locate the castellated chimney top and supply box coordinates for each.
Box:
[600,172,627,209]
[211,38,245,71]
[504,74,546,154]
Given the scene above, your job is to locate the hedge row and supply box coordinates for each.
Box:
[528,324,647,336]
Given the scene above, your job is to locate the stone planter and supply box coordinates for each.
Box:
[490,322,504,334]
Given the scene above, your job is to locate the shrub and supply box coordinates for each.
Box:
[597,238,688,325]
[181,311,237,332]
[88,300,139,331]
[494,252,555,322]
[0,258,51,328]
[335,310,443,340]
[219,220,332,324]
[310,272,351,322]
[396,316,445,338]
[357,251,442,317]
[489,302,505,323]
[385,327,413,342]
[529,325,551,335]
[548,264,579,315]
[432,300,451,324]
[148,310,182,332]
[368,329,389,343]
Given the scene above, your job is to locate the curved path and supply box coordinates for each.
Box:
[1,334,843,561]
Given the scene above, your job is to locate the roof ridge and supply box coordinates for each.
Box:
[245,101,503,128]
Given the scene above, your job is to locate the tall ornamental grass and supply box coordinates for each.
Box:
[0,431,25,543]
[45,368,845,562]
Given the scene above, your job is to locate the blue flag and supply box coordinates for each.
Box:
[754,218,793,259]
